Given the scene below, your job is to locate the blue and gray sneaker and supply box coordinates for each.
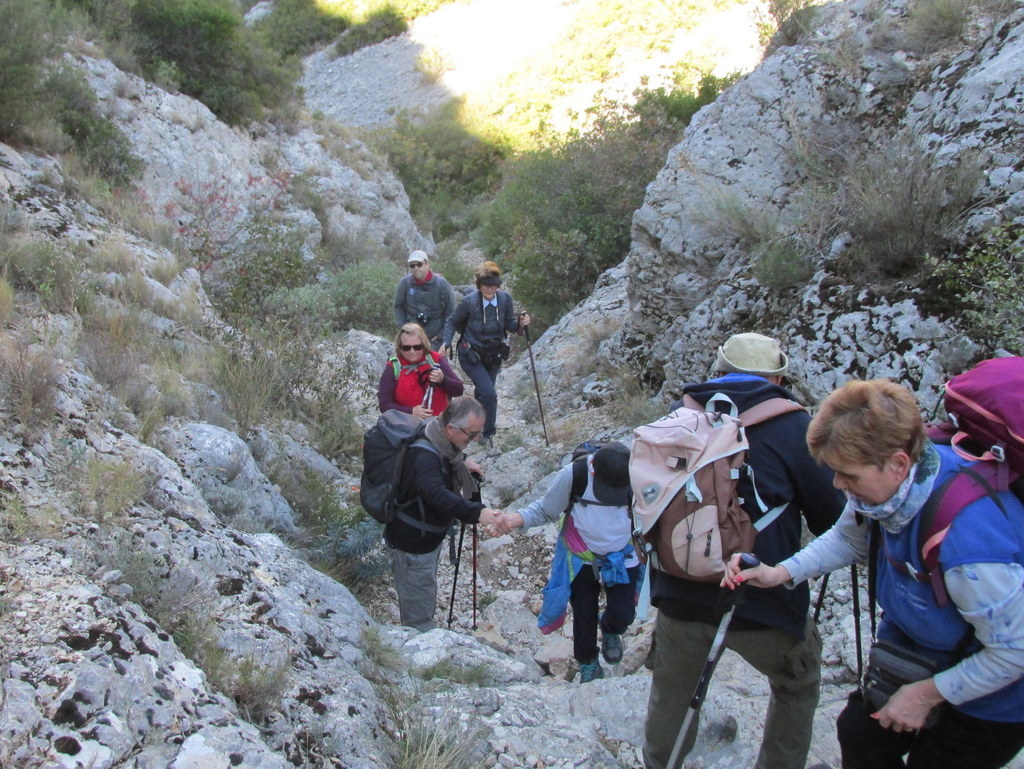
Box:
[579,659,604,683]
[601,632,623,664]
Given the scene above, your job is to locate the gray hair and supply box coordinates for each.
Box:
[441,395,484,428]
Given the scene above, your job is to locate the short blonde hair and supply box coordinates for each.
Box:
[394,323,431,356]
[807,379,925,468]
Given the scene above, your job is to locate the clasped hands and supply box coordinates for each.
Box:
[477,509,520,537]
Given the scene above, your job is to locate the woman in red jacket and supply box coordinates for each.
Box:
[378,323,464,418]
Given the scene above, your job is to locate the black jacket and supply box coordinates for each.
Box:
[442,289,521,354]
[384,444,484,554]
[651,374,845,638]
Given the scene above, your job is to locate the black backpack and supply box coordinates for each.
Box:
[360,410,436,525]
[561,440,614,513]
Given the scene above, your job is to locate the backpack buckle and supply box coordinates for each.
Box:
[991,445,1006,462]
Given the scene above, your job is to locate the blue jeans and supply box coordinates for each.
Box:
[458,352,502,438]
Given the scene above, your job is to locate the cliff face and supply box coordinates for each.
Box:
[622,0,1023,406]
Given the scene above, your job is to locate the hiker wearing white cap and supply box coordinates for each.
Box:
[393,250,457,350]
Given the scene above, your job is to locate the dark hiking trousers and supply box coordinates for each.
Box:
[458,354,502,438]
[569,563,639,663]
[837,690,1024,769]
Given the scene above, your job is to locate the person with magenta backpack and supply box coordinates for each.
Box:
[724,376,1024,769]
[442,260,529,449]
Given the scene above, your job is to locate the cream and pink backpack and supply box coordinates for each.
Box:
[630,394,803,581]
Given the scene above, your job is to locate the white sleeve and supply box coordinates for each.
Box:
[517,464,575,529]
[934,561,1024,705]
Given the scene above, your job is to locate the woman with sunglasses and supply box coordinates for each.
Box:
[378,323,464,418]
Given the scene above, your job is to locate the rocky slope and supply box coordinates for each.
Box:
[2,1,1024,768]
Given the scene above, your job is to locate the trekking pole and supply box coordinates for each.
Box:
[851,563,863,681]
[812,572,830,624]
[667,554,760,769]
[447,522,466,628]
[468,472,483,630]
[520,317,549,447]
[471,523,479,630]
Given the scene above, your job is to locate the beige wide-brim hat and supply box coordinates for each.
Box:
[714,332,789,376]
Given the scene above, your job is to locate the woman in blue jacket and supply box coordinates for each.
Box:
[725,379,1024,769]
[442,261,529,448]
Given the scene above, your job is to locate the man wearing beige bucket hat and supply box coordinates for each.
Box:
[643,332,845,769]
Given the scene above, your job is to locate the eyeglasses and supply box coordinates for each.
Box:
[454,426,482,440]
[408,262,424,268]
[400,344,424,351]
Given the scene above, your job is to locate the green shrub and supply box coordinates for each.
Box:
[0,234,80,312]
[0,279,14,324]
[210,329,309,437]
[70,454,149,521]
[905,0,969,53]
[128,0,297,125]
[418,659,490,685]
[266,259,404,336]
[251,0,350,58]
[928,221,1024,353]
[758,0,818,49]
[393,707,484,769]
[836,138,983,277]
[334,7,407,57]
[754,237,816,289]
[0,0,67,141]
[221,215,313,320]
[45,65,141,187]
[478,74,736,325]
[377,104,507,240]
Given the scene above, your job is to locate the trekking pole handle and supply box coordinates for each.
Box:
[737,553,761,569]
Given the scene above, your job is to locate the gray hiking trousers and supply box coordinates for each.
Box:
[388,541,443,632]
[643,610,822,769]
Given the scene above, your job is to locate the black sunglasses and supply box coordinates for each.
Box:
[400,344,424,351]
[408,262,424,268]
[455,426,482,440]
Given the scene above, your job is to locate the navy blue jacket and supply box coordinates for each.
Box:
[442,289,522,354]
[651,374,845,638]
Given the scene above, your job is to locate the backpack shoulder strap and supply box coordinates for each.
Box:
[564,456,589,515]
[679,394,805,426]
[739,397,806,427]
[882,464,1008,606]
